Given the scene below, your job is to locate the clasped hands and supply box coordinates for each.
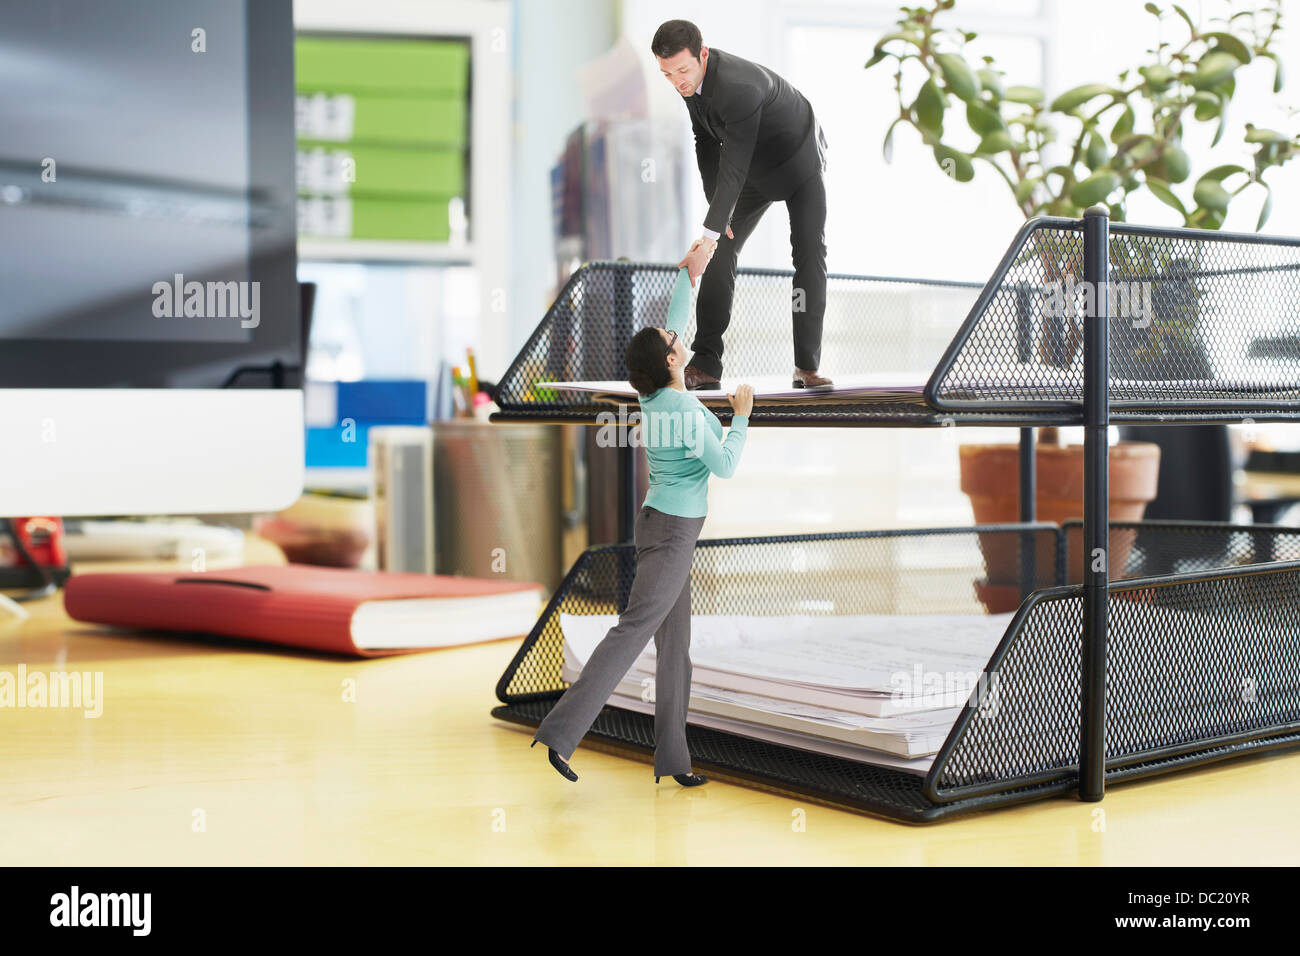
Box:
[677,226,735,287]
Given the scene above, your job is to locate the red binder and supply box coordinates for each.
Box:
[63,564,546,657]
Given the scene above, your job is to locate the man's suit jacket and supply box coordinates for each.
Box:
[687,47,827,235]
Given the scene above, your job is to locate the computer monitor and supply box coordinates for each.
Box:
[0,0,303,516]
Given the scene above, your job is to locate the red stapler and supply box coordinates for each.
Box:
[1,516,72,598]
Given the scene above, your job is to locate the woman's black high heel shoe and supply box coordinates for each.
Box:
[532,739,577,782]
[656,772,708,787]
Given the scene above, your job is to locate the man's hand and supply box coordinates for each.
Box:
[677,236,718,287]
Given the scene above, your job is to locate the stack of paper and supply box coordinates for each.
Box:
[536,375,928,406]
[559,611,1015,775]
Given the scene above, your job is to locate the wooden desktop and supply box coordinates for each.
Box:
[1,538,1297,865]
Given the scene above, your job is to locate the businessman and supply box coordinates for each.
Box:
[653,19,832,390]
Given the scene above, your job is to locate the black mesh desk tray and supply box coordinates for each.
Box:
[492,217,1300,427]
[492,522,1300,822]
[490,213,1300,822]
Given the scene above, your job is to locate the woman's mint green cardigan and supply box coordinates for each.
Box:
[637,267,749,518]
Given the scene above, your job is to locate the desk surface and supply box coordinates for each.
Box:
[2,542,1299,865]
[1241,469,1300,502]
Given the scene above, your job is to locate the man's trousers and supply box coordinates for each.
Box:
[689,170,828,379]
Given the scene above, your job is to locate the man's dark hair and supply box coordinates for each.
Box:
[625,327,674,396]
[651,19,702,60]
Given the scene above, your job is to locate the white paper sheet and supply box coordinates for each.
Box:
[558,601,1300,775]
[560,612,1012,697]
[558,611,1014,762]
[602,690,937,774]
[536,375,927,403]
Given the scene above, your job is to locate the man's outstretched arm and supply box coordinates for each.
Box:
[693,121,719,203]
[701,90,762,236]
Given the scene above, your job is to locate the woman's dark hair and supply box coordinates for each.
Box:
[651,20,702,60]
[626,327,673,396]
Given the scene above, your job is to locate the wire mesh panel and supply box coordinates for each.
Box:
[495,525,1058,703]
[1061,519,1300,581]
[495,524,1060,821]
[496,522,1300,819]
[493,261,982,423]
[494,696,948,817]
[930,561,1300,801]
[929,219,1300,418]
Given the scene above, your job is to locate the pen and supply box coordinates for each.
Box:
[466,348,480,398]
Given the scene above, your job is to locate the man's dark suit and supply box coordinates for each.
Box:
[685,46,828,379]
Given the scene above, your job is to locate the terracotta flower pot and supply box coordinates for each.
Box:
[960,440,1162,611]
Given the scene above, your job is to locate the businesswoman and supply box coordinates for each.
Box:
[532,261,754,787]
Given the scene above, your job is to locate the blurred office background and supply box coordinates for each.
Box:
[218,0,1300,588]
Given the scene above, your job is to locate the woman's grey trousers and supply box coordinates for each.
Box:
[533,505,705,777]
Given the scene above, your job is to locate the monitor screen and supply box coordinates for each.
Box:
[0,0,299,388]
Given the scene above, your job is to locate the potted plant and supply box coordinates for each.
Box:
[866,0,1298,604]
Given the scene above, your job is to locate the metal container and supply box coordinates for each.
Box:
[370,425,435,574]
[431,421,566,592]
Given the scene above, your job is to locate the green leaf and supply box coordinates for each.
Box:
[1143,2,1160,14]
[913,78,946,138]
[1004,85,1044,105]
[935,53,981,102]
[1211,95,1229,147]
[1192,90,1220,120]
[1200,164,1245,183]
[1014,177,1037,205]
[1110,105,1135,144]
[1118,134,1158,164]
[1244,124,1289,144]
[1139,64,1176,92]
[871,31,919,56]
[1274,56,1284,93]
[976,130,1013,154]
[1050,83,1116,113]
[1171,4,1196,33]
[1086,132,1109,169]
[1193,178,1231,210]
[965,99,1005,135]
[1150,143,1190,183]
[1203,32,1252,63]
[1145,176,1187,217]
[1257,181,1274,230]
[882,117,903,163]
[869,30,924,69]
[977,68,1005,99]
[1189,206,1226,230]
[1190,51,1240,90]
[933,144,974,182]
[1070,170,1120,206]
